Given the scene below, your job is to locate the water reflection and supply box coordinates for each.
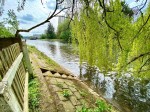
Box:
[80,65,150,112]
[27,40,150,112]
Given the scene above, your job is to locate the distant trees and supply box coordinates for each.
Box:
[40,22,56,39]
[41,20,72,42]
[57,19,71,42]
[46,22,56,39]
[121,1,134,17]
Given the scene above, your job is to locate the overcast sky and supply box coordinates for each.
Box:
[0,0,148,36]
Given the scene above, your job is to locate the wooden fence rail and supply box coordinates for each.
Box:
[0,43,28,112]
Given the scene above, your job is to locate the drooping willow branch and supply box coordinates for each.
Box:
[138,58,150,73]
[98,0,123,51]
[132,12,150,42]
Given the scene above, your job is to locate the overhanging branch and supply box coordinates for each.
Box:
[15,0,70,37]
[127,51,150,65]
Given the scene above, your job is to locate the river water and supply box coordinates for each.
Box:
[27,40,150,112]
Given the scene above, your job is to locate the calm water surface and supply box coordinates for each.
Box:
[27,40,150,112]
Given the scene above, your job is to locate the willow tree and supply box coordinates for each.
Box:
[71,0,150,78]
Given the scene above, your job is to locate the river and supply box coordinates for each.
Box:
[27,39,150,112]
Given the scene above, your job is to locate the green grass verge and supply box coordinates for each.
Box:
[28,45,61,70]
[29,78,40,112]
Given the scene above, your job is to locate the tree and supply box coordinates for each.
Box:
[46,22,56,39]
[121,1,134,17]
[5,10,19,34]
[57,19,71,42]
[0,26,13,37]
[71,0,150,78]
[0,10,18,37]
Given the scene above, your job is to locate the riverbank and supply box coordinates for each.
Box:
[28,46,119,112]
[39,38,66,42]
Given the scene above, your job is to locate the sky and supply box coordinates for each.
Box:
[0,0,149,36]
[1,0,60,36]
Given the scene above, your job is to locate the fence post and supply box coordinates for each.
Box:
[22,41,33,79]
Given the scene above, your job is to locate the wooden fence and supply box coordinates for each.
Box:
[0,43,28,112]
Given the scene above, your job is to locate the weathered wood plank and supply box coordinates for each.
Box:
[2,49,11,68]
[0,82,22,112]
[7,47,13,64]
[11,44,16,60]
[13,44,18,58]
[18,63,25,94]
[16,69,24,100]
[0,59,5,79]
[0,95,12,112]
[2,53,23,86]
[0,51,8,75]
[12,80,23,109]
[23,72,28,112]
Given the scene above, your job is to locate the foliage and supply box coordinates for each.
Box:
[71,0,150,78]
[40,34,47,39]
[57,19,71,42]
[62,90,70,98]
[29,78,40,111]
[46,22,56,39]
[77,100,111,112]
[0,26,13,37]
[121,1,134,17]
[94,100,111,112]
[77,105,92,112]
[79,91,87,97]
[4,9,19,34]
[0,9,19,37]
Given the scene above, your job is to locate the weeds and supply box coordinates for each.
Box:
[29,78,40,111]
[79,91,87,97]
[77,105,92,112]
[62,90,70,98]
[77,100,111,112]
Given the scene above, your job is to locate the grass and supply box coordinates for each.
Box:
[76,100,111,112]
[79,90,88,97]
[29,78,40,112]
[62,90,70,98]
[28,46,62,71]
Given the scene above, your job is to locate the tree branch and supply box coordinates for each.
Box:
[132,12,150,41]
[99,0,123,51]
[138,58,150,73]
[127,51,150,65]
[15,0,70,37]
